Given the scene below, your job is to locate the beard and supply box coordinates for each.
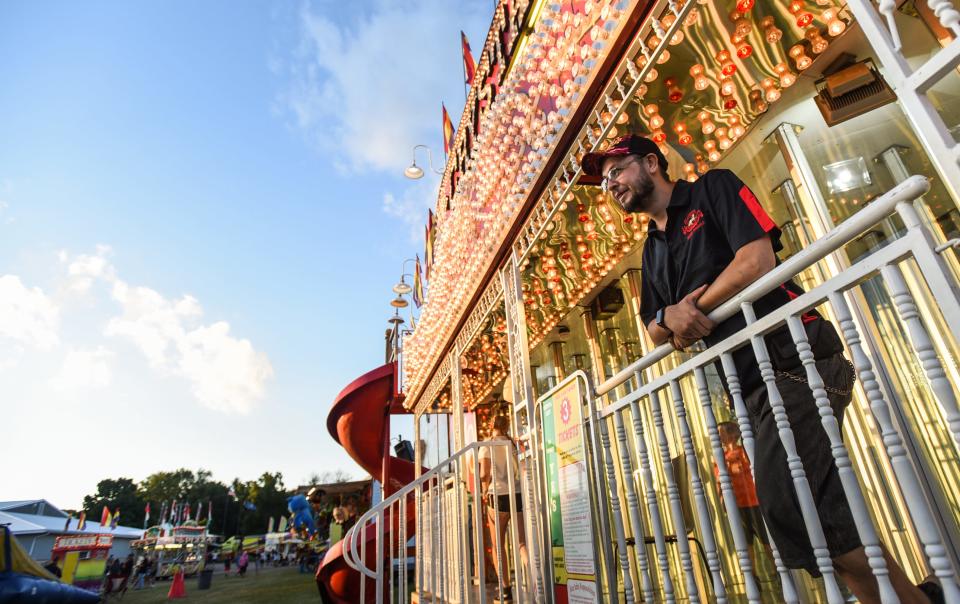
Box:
[616,173,655,214]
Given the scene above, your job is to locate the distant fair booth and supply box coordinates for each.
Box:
[52,534,113,594]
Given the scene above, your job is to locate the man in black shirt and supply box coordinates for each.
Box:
[583,135,936,604]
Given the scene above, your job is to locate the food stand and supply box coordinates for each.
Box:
[132,525,212,578]
[51,534,113,593]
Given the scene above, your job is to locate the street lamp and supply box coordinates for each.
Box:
[404,145,443,180]
[392,274,413,295]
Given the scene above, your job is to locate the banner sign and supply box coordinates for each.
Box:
[540,374,599,603]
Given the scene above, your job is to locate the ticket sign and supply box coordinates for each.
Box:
[540,374,599,603]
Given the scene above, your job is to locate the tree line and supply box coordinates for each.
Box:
[75,468,351,537]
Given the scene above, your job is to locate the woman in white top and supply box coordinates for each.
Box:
[479,413,528,601]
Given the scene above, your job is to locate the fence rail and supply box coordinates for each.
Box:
[344,172,960,603]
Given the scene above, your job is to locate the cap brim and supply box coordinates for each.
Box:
[581,147,631,176]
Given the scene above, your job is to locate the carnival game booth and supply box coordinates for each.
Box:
[328,0,960,600]
[49,533,113,594]
[133,525,212,578]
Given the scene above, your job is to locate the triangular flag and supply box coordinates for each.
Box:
[461,31,477,84]
[100,506,111,527]
[267,517,275,534]
[413,255,424,308]
[111,509,120,530]
[425,210,434,281]
[442,104,455,156]
[77,511,86,531]
[278,516,288,533]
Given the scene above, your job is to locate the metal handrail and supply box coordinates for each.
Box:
[342,440,508,579]
[595,174,930,396]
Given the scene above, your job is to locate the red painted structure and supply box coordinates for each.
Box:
[317,362,417,603]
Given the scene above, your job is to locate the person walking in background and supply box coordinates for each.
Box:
[479,413,528,603]
[237,549,249,578]
[713,421,775,583]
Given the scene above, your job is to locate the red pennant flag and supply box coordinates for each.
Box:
[100,506,111,527]
[461,31,476,85]
[442,104,455,156]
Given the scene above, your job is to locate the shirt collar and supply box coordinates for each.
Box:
[646,180,690,232]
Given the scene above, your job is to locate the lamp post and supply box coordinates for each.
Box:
[404,145,444,179]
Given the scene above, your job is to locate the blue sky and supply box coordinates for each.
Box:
[0,0,490,507]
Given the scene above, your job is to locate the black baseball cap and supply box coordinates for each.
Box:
[581,134,668,177]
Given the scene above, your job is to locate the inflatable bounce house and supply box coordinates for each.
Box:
[0,525,100,603]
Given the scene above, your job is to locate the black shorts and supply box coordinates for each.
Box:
[738,505,769,546]
[490,494,522,513]
[744,352,861,575]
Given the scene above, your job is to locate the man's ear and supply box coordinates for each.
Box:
[646,154,660,176]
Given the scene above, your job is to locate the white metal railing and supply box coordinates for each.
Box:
[342,440,531,604]
[342,174,960,603]
[586,174,960,603]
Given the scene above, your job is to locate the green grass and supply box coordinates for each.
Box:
[119,565,319,604]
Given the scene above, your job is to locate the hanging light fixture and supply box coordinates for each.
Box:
[393,275,413,295]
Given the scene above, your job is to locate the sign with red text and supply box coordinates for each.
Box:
[540,375,598,603]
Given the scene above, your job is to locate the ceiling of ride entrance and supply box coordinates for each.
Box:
[520,0,852,346]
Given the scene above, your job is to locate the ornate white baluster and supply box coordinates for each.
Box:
[719,353,799,603]
[650,386,701,603]
[613,407,655,602]
[928,0,960,36]
[597,407,637,603]
[880,262,960,452]
[785,315,897,603]
[669,379,727,603]
[629,394,676,603]
[828,289,960,601]
[742,301,845,602]
[877,0,904,50]
[693,366,761,603]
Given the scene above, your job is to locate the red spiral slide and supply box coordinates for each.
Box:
[317,362,417,603]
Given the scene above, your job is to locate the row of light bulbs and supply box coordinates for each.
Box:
[403,0,630,407]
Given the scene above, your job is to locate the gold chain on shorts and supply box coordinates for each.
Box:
[774,359,856,397]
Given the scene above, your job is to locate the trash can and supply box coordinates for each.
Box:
[198,568,214,590]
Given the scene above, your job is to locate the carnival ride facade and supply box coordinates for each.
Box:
[322,0,960,601]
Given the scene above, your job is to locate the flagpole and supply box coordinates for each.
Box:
[222,495,230,537]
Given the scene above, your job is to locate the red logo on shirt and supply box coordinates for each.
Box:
[681,209,705,239]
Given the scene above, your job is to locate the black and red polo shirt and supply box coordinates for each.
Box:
[639,169,842,396]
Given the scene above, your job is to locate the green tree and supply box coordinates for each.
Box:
[137,468,232,533]
[82,478,145,528]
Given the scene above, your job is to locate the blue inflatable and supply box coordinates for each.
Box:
[287,494,316,536]
[0,526,100,604]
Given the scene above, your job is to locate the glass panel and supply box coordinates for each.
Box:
[718,21,960,583]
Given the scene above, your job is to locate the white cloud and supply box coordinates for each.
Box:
[64,244,116,293]
[276,0,489,172]
[177,322,274,414]
[36,245,277,414]
[0,275,60,350]
[53,347,114,391]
